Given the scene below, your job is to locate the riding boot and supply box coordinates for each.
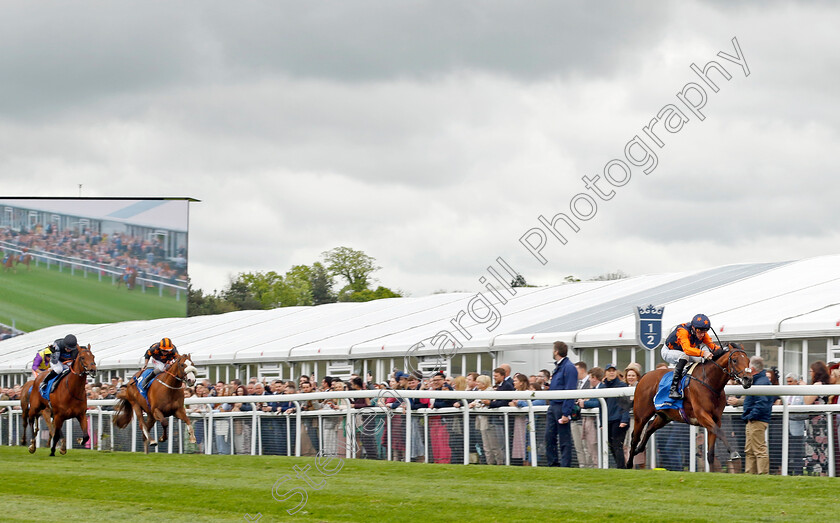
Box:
[669,359,688,399]
[40,370,57,393]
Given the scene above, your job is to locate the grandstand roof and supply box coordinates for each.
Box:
[2,254,840,372]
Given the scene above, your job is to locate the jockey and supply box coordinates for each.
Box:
[137,337,178,391]
[39,334,80,394]
[31,346,53,378]
[661,314,721,399]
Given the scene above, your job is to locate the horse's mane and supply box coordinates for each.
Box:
[711,342,743,362]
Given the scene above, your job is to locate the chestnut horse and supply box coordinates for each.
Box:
[113,353,197,453]
[19,377,55,447]
[17,253,32,270]
[22,345,97,456]
[626,343,753,470]
[2,253,17,273]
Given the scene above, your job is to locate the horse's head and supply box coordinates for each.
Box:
[720,342,752,389]
[77,344,97,378]
[174,353,197,387]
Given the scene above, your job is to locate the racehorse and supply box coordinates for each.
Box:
[22,345,97,456]
[113,353,197,453]
[115,268,137,290]
[16,253,32,270]
[626,343,753,470]
[2,253,17,273]
[19,378,55,447]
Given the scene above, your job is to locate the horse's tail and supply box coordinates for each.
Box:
[113,395,134,429]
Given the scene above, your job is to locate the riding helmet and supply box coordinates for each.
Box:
[63,334,78,348]
[160,337,174,350]
[690,314,711,330]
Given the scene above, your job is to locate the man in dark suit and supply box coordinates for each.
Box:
[545,341,578,467]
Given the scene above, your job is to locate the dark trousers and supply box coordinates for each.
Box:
[608,420,628,469]
[545,404,573,467]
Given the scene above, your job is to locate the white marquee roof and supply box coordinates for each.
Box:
[2,254,839,373]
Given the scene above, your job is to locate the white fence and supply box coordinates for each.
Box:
[2,386,838,476]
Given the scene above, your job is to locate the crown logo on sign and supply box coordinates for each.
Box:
[636,304,664,320]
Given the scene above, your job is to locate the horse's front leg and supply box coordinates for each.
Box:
[696,410,736,467]
[175,407,196,444]
[153,408,168,443]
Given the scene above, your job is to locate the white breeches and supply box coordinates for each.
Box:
[150,358,166,374]
[50,361,70,373]
[660,347,702,366]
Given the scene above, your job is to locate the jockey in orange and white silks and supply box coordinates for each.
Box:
[661,314,721,399]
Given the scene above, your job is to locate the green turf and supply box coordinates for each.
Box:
[0,446,834,522]
[0,263,185,331]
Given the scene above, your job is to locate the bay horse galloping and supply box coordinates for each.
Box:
[626,343,753,470]
[113,354,197,453]
[22,345,97,456]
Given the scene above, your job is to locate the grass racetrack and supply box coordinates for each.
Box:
[0,446,835,522]
[0,263,184,331]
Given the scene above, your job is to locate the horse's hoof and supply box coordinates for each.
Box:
[28,446,36,454]
[149,441,158,447]
[60,447,67,455]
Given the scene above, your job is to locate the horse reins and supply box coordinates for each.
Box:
[155,359,192,390]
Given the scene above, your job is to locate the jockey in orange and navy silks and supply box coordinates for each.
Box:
[661,314,720,399]
[137,338,178,390]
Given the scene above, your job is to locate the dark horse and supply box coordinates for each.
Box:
[22,345,97,456]
[626,343,753,470]
[113,353,197,453]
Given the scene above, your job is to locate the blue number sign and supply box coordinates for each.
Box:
[635,304,665,350]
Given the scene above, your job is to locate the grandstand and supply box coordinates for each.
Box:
[1,254,839,387]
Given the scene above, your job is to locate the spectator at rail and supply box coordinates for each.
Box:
[577,366,605,468]
[470,374,502,465]
[350,376,378,459]
[405,371,427,461]
[623,363,646,469]
[742,356,774,474]
[601,363,630,469]
[803,361,830,475]
[428,371,455,464]
[546,341,578,467]
[571,361,595,468]
[784,373,806,475]
[509,374,532,466]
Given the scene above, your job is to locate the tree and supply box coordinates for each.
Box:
[309,262,336,305]
[564,275,581,283]
[510,274,536,288]
[222,277,264,310]
[187,283,238,317]
[341,285,403,302]
[322,246,381,293]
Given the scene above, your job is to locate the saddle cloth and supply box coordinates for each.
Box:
[653,362,699,410]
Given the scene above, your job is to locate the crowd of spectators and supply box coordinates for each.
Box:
[1,225,186,283]
[2,356,838,473]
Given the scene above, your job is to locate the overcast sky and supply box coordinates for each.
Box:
[2,1,838,296]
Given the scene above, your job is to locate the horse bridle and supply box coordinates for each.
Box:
[68,347,97,377]
[156,356,195,390]
[708,345,751,383]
